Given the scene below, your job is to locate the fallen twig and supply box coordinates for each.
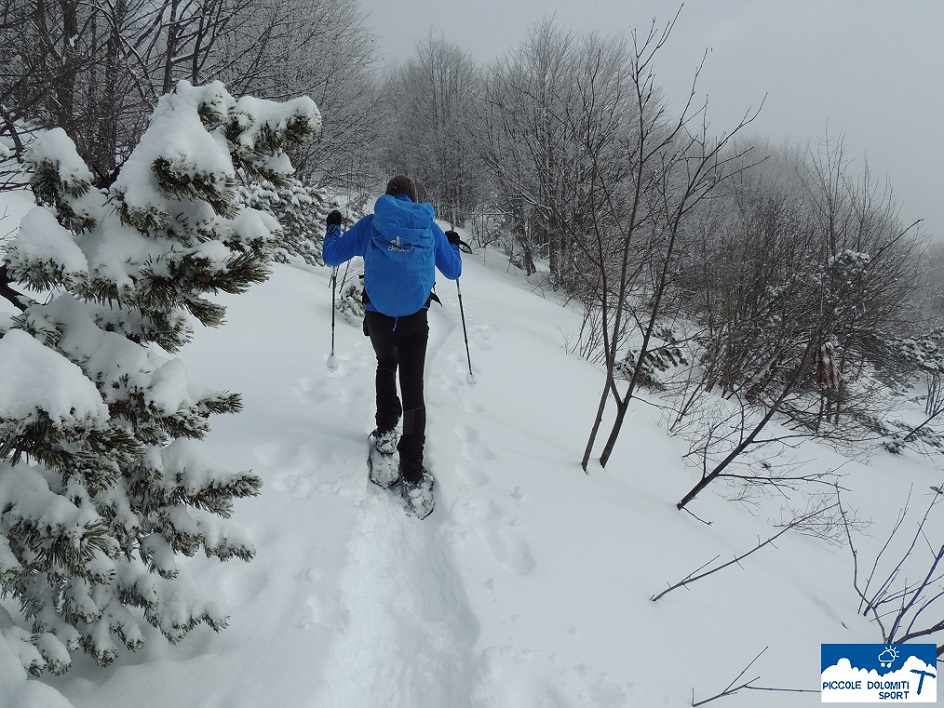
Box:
[691,646,818,706]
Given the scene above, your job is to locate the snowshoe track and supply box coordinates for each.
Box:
[317,489,479,707]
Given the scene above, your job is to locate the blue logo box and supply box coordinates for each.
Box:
[821,644,937,703]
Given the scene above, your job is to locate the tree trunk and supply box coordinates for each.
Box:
[581,369,620,471]
[162,0,180,95]
[598,394,630,468]
[58,0,79,124]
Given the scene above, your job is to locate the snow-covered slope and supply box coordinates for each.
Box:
[5,239,941,706]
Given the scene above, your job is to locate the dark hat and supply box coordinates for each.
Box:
[385,175,417,203]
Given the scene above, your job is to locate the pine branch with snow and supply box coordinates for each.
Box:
[0,80,320,674]
[238,179,341,268]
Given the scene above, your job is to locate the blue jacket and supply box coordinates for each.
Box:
[323,194,462,317]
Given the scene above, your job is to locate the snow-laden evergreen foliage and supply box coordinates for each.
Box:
[614,329,688,391]
[238,180,335,268]
[335,279,366,326]
[237,179,367,327]
[889,328,944,376]
[0,80,320,674]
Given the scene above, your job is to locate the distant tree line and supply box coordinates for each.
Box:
[0,0,378,187]
[374,17,940,500]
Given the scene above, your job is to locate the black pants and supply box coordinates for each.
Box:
[365,309,428,482]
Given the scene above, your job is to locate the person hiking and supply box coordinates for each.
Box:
[323,175,464,519]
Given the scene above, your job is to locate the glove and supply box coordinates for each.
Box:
[445,230,472,254]
[326,210,342,228]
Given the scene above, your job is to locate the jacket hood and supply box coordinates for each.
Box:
[372,194,435,240]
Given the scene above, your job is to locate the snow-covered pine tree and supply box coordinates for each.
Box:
[0,80,320,674]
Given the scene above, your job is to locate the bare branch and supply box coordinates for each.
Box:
[838,483,944,652]
[652,500,839,601]
[690,647,818,706]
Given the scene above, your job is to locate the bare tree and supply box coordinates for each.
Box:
[674,340,822,511]
[839,485,944,656]
[577,13,760,471]
[0,0,241,182]
[2,0,142,181]
[919,242,944,322]
[1,0,378,186]
[477,19,593,288]
[803,135,926,427]
[211,0,380,184]
[381,33,482,223]
[668,136,929,507]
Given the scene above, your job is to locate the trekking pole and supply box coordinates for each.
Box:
[456,278,476,384]
[327,266,339,372]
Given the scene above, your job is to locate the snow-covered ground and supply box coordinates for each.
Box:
[2,222,942,706]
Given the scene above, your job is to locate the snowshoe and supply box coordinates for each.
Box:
[400,468,435,519]
[367,432,400,489]
[371,428,399,455]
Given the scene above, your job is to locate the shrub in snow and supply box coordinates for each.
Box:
[614,329,688,391]
[335,279,366,326]
[0,80,320,673]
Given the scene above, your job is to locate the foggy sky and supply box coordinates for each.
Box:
[358,0,944,243]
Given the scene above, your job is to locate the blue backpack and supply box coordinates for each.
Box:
[363,195,437,317]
